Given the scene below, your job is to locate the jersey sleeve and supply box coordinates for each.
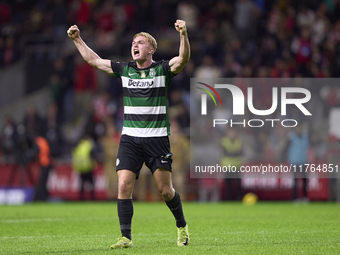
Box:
[161,60,177,79]
[111,62,128,77]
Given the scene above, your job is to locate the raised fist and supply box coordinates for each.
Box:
[67,25,80,40]
[174,20,187,36]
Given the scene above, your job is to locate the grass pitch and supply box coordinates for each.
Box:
[1,202,339,254]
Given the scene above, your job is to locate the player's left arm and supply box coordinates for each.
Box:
[169,20,190,74]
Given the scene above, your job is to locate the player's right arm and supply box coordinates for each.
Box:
[67,25,113,75]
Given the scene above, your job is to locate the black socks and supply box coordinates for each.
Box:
[165,192,187,228]
[117,192,186,240]
[117,199,133,240]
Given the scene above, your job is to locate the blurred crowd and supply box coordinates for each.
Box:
[1,0,340,200]
[3,0,340,76]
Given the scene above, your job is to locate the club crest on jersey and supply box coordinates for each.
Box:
[149,68,156,78]
[140,71,146,78]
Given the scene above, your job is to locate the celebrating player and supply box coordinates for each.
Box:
[67,19,190,248]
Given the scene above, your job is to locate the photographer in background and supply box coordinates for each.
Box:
[7,125,38,187]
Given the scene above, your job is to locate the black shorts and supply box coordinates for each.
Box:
[116,135,172,179]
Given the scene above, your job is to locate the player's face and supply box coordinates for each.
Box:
[131,36,153,61]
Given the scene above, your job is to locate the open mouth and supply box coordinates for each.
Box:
[134,49,140,57]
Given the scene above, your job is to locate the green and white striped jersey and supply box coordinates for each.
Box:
[111,60,175,137]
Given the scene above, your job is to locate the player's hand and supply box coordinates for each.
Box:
[67,25,80,40]
[174,20,187,36]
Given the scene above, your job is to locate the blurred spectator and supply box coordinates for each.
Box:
[1,36,20,67]
[100,121,120,200]
[296,6,315,29]
[220,127,243,200]
[169,118,190,199]
[233,0,258,40]
[52,58,74,122]
[94,0,115,32]
[285,6,296,38]
[94,28,116,58]
[135,0,153,31]
[51,0,68,39]
[320,85,340,117]
[202,30,222,64]
[270,59,290,78]
[33,135,53,201]
[7,125,38,187]
[241,125,257,162]
[26,3,48,35]
[91,90,115,123]
[291,28,312,74]
[84,107,106,143]
[0,115,17,162]
[177,0,199,31]
[93,0,116,58]
[309,131,327,161]
[256,131,274,161]
[287,125,310,202]
[212,104,232,135]
[266,4,281,36]
[23,104,46,137]
[212,0,233,25]
[328,20,340,44]
[312,4,329,46]
[50,74,63,109]
[222,53,239,77]
[50,58,74,123]
[0,1,11,25]
[168,90,190,133]
[45,104,63,158]
[74,55,97,119]
[198,178,221,202]
[69,0,93,27]
[227,37,246,65]
[194,55,221,79]
[262,36,279,67]
[268,125,289,162]
[171,60,195,108]
[72,134,96,200]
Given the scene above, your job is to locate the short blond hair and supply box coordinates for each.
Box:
[133,32,157,53]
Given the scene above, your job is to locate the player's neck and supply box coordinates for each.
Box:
[136,58,153,69]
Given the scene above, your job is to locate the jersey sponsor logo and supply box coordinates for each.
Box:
[122,76,165,89]
[116,158,120,166]
[128,72,138,76]
[161,160,168,164]
[128,79,154,87]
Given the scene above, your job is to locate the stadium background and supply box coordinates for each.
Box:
[0,0,340,203]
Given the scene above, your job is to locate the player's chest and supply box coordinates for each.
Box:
[127,68,157,79]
